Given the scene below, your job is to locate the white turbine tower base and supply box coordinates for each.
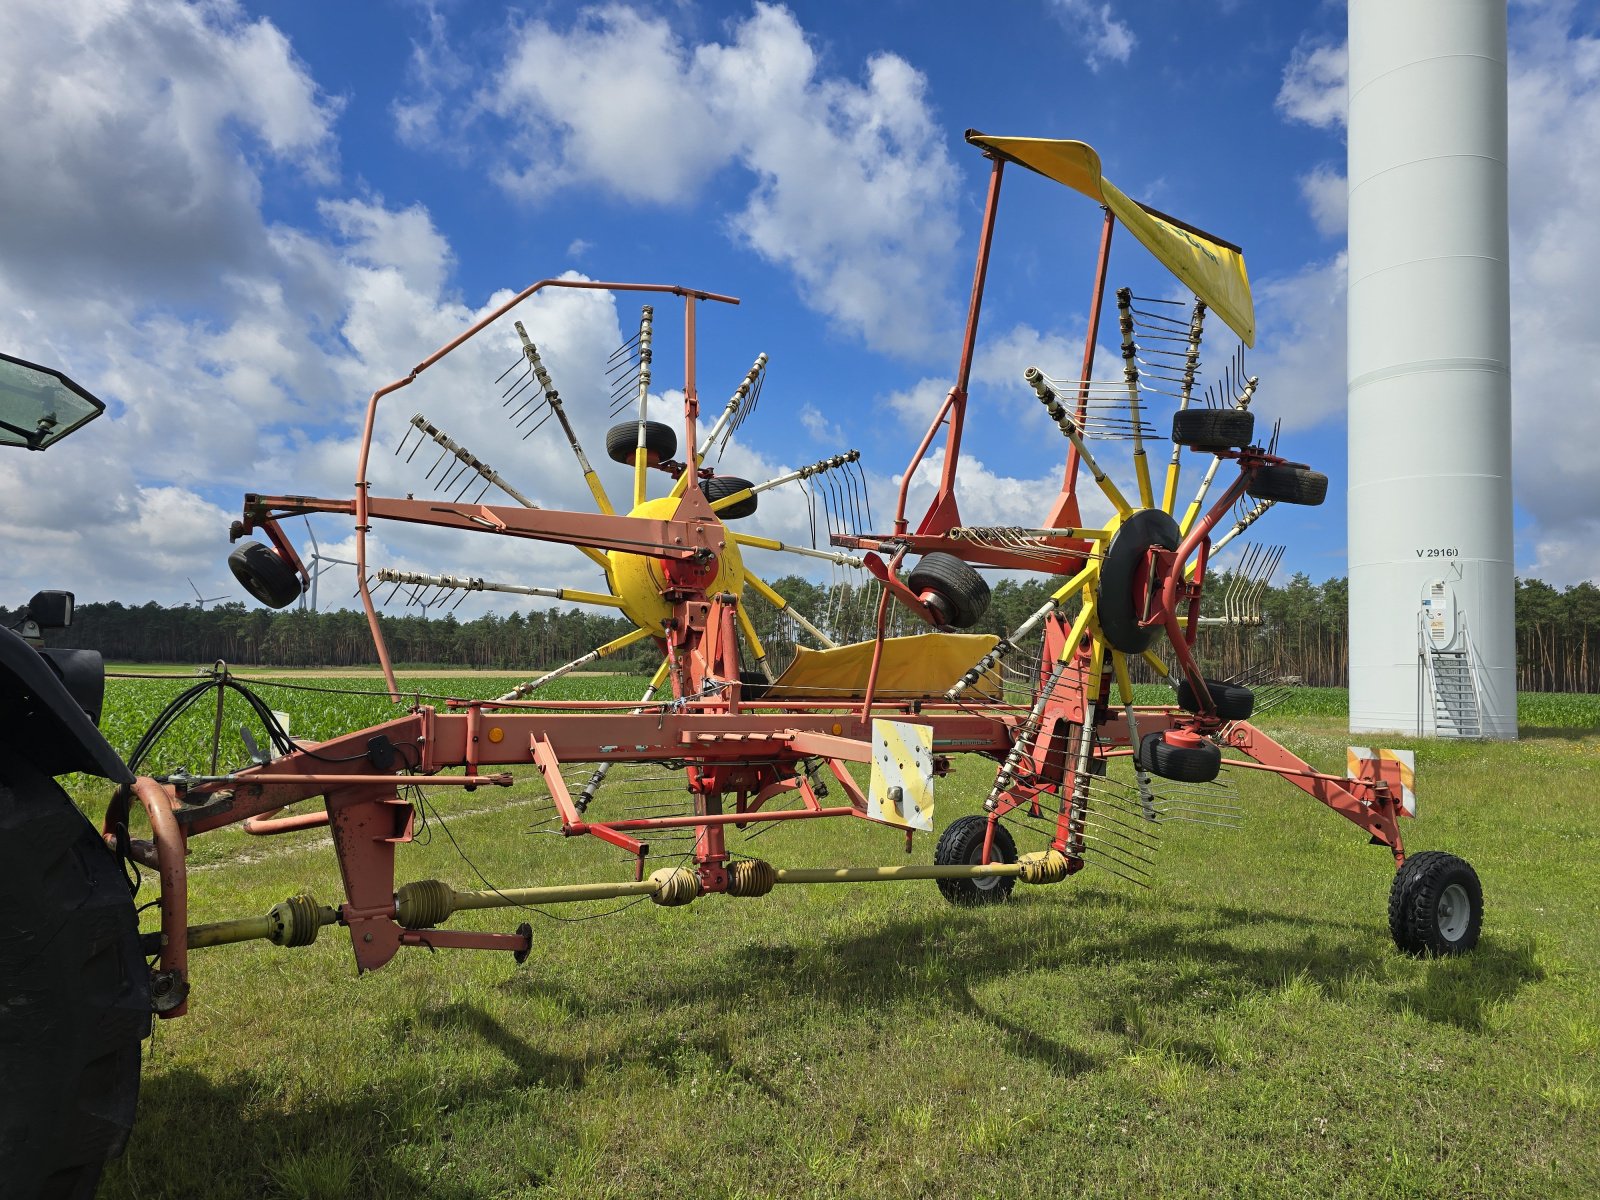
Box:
[1347,0,1516,739]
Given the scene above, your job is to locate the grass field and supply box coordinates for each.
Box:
[80,674,1599,1199]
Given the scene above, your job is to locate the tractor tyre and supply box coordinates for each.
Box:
[738,670,771,701]
[1171,408,1255,452]
[1388,850,1483,956]
[605,420,678,467]
[228,539,302,609]
[0,750,149,1198]
[1175,677,1255,721]
[1136,731,1223,783]
[934,814,1018,906]
[907,553,991,629]
[702,476,758,519]
[1247,465,1328,507]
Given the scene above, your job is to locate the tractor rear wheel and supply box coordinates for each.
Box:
[934,815,1017,906]
[0,751,149,1198]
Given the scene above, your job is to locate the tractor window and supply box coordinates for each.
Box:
[0,352,106,450]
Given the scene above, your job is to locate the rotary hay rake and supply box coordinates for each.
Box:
[128,132,1484,1021]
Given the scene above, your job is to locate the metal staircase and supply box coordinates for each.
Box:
[1419,613,1484,738]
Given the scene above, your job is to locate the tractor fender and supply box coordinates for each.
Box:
[0,624,132,783]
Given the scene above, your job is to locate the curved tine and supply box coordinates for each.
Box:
[854,458,873,530]
[501,368,537,406]
[845,461,865,535]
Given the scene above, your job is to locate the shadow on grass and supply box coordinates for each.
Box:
[1517,725,1600,742]
[106,1003,588,1200]
[540,887,1406,1081]
[1393,935,1544,1030]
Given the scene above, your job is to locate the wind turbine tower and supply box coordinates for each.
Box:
[1347,0,1516,738]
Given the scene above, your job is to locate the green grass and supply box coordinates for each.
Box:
[85,679,1600,1199]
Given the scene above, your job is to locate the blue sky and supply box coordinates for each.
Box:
[3,0,1596,615]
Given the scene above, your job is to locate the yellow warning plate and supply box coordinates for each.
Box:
[868,718,934,831]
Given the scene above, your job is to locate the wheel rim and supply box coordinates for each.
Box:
[1436,882,1471,941]
[967,841,1004,890]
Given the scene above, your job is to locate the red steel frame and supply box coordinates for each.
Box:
[115,147,1411,1020]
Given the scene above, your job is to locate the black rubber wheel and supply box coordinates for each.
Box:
[933,814,1018,906]
[1097,509,1180,654]
[0,751,150,1198]
[906,553,991,629]
[1247,465,1328,506]
[1175,677,1255,721]
[1136,731,1222,783]
[738,670,770,701]
[228,539,302,609]
[1388,850,1483,956]
[605,420,678,466]
[702,476,758,519]
[1172,408,1255,451]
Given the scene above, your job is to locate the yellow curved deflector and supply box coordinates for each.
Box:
[766,634,1000,700]
[966,132,1255,347]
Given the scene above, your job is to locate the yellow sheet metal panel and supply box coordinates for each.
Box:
[868,718,935,831]
[966,132,1255,346]
[766,633,1000,699]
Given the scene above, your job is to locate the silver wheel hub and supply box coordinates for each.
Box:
[1436,882,1471,941]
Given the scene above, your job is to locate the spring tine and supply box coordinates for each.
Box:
[1077,854,1151,888]
[1078,822,1161,866]
[1080,805,1163,849]
[1076,829,1158,871]
[501,369,537,406]
[1154,813,1243,830]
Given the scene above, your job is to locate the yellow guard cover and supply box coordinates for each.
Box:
[766,633,1001,700]
[967,132,1255,346]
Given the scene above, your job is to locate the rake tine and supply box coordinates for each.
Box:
[1081,807,1164,849]
[501,369,537,406]
[1077,854,1151,888]
[1077,825,1160,868]
[1153,814,1243,831]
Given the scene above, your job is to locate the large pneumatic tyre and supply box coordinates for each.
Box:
[0,752,149,1198]
[1246,465,1328,507]
[1175,677,1255,721]
[907,553,991,629]
[934,815,1018,906]
[702,476,758,519]
[1097,508,1181,654]
[1388,850,1483,957]
[1136,731,1223,784]
[228,539,302,609]
[1172,408,1255,452]
[604,420,678,466]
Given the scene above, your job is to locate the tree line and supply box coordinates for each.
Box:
[10,574,1598,693]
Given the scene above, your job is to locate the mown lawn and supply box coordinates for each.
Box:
[84,679,1599,1199]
